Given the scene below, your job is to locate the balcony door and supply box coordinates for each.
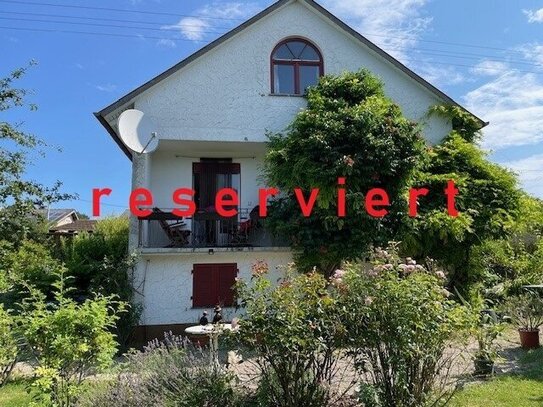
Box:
[193,159,240,246]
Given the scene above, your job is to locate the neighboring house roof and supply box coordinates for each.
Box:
[49,220,98,235]
[95,0,487,160]
[36,208,78,225]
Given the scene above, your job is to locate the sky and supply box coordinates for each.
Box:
[2,0,543,217]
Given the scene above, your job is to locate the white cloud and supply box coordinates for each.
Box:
[515,42,543,65]
[464,69,543,150]
[320,0,466,87]
[470,60,510,77]
[161,2,262,42]
[156,38,177,48]
[94,83,117,92]
[321,0,432,59]
[162,17,210,41]
[523,8,543,23]
[417,64,466,87]
[502,153,543,198]
[197,1,262,20]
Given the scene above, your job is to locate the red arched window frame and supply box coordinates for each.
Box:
[271,38,324,95]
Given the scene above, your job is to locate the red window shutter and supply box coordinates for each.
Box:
[192,263,237,308]
[192,264,215,308]
[217,264,238,307]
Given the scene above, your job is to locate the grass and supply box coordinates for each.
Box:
[451,347,543,407]
[0,380,32,407]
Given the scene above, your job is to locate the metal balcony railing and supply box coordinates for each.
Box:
[137,207,278,249]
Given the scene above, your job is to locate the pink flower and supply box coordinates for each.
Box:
[364,297,374,306]
[251,260,269,277]
[405,257,417,266]
[333,269,346,279]
[436,271,446,279]
[343,155,355,167]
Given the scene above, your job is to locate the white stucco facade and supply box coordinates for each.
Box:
[97,0,470,334]
[134,250,290,326]
[125,1,451,146]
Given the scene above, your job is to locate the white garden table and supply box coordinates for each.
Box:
[185,323,234,368]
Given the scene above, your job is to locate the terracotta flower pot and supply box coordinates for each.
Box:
[519,328,540,350]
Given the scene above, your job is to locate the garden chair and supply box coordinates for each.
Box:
[153,207,191,247]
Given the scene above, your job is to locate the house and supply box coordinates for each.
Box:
[94,0,484,342]
[37,208,79,229]
[49,219,97,236]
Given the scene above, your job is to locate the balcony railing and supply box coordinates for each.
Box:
[137,207,279,249]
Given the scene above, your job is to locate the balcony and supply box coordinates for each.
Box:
[137,207,281,250]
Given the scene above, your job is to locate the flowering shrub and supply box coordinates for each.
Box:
[77,332,242,407]
[338,244,474,407]
[235,263,353,407]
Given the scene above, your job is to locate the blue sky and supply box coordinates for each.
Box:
[2,0,543,217]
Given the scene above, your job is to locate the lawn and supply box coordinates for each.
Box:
[0,380,32,407]
[452,347,543,407]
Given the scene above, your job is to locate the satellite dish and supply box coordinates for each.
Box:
[117,109,159,154]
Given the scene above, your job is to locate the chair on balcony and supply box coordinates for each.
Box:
[230,206,261,245]
[152,208,191,247]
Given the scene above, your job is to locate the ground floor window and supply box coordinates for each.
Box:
[192,263,238,307]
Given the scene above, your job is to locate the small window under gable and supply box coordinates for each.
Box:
[192,263,238,308]
[271,38,323,95]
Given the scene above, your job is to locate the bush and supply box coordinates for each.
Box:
[235,262,352,407]
[0,240,63,306]
[0,305,18,386]
[18,271,124,407]
[61,217,140,351]
[77,333,243,407]
[339,244,474,407]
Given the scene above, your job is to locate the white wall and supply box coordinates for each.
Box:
[134,250,292,325]
[133,0,451,146]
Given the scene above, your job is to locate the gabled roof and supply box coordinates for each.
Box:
[36,208,78,224]
[50,219,97,234]
[95,0,487,160]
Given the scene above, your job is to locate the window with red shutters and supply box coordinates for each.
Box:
[192,263,238,308]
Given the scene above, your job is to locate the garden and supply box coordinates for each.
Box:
[1,65,543,406]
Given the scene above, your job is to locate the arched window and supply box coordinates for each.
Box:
[271,38,323,95]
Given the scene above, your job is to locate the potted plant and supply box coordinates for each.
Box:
[506,292,543,349]
[473,312,504,376]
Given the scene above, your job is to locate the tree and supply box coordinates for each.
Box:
[468,195,543,299]
[402,119,522,294]
[0,239,63,307]
[263,70,425,275]
[0,62,72,245]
